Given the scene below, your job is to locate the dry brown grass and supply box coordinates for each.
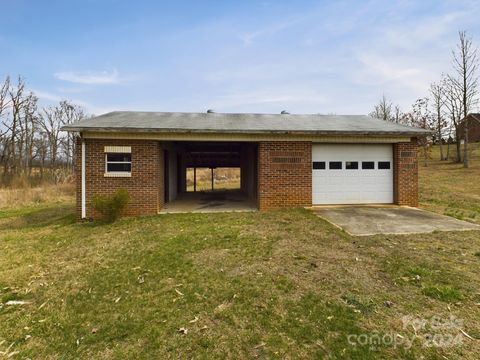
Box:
[420,142,480,224]
[0,183,75,209]
[186,167,241,191]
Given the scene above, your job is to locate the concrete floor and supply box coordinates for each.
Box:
[313,206,480,236]
[160,190,257,213]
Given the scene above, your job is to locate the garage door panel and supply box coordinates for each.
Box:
[312,144,393,205]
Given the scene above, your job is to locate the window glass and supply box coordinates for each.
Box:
[106,153,132,173]
[362,161,375,170]
[345,161,358,170]
[329,161,342,170]
[312,161,326,170]
[107,163,132,172]
[378,161,391,170]
[107,153,131,162]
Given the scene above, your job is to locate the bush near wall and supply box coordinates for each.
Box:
[91,188,130,223]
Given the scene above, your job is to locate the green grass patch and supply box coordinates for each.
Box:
[279,292,377,358]
[421,284,463,302]
[341,294,375,315]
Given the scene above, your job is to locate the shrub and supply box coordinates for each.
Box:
[91,188,130,223]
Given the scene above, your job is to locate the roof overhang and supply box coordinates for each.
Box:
[62,126,430,138]
[78,130,416,143]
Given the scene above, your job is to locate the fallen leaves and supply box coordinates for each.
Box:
[214,294,237,314]
[38,301,47,309]
[214,302,230,314]
[384,300,395,308]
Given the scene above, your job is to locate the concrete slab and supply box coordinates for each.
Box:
[313,206,480,236]
[161,191,257,213]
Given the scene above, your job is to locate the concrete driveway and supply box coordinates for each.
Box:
[313,206,480,236]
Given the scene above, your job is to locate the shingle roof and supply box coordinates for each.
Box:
[61,111,430,136]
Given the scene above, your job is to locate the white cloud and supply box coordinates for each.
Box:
[345,4,480,111]
[355,53,422,87]
[54,69,121,84]
[237,16,305,46]
[33,89,114,115]
[383,11,468,51]
[210,86,328,113]
[33,90,63,102]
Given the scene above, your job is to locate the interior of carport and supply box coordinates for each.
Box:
[160,141,258,212]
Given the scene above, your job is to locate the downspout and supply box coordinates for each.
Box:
[81,136,86,219]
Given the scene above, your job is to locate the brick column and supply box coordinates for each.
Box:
[257,141,312,210]
[393,139,418,207]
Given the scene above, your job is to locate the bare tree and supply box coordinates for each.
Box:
[0,77,10,172]
[0,76,10,122]
[38,105,63,168]
[429,80,447,160]
[20,92,38,174]
[369,94,393,121]
[0,74,86,185]
[5,76,29,174]
[402,98,435,167]
[393,105,402,124]
[58,100,85,170]
[448,31,479,168]
[444,76,464,163]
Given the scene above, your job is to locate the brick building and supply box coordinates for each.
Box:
[62,111,429,219]
[458,114,480,143]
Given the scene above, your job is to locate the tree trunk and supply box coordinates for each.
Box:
[436,106,444,161]
[455,135,462,163]
[438,125,444,160]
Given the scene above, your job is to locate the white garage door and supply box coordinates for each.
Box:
[312,144,393,205]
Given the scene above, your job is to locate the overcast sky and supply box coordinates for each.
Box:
[1,0,479,116]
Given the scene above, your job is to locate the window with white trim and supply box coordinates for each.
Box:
[105,153,132,173]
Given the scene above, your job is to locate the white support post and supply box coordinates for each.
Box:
[81,139,86,219]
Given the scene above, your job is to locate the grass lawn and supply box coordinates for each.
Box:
[0,146,479,358]
[419,142,480,224]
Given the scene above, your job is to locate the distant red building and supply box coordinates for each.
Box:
[458,114,480,142]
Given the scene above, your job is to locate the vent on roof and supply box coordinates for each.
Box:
[207,109,215,113]
[281,110,290,114]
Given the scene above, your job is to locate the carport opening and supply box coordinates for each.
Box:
[186,167,240,192]
[161,141,258,213]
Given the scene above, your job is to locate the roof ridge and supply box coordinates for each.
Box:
[100,110,372,117]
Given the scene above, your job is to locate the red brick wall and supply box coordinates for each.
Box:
[75,138,162,219]
[257,141,312,210]
[73,138,420,217]
[457,116,480,142]
[393,140,418,207]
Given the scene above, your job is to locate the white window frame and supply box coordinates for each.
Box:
[104,146,132,177]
